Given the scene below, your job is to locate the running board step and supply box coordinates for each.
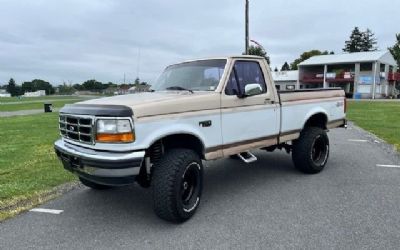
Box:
[237,151,257,164]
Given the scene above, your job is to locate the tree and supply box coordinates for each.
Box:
[21,81,35,93]
[82,79,104,92]
[343,27,378,52]
[73,83,83,91]
[106,82,118,88]
[290,50,330,70]
[281,62,290,71]
[31,79,55,95]
[343,27,364,52]
[59,82,76,95]
[248,45,270,65]
[389,33,400,72]
[361,29,378,51]
[6,78,18,96]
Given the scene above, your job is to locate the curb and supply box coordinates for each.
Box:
[348,121,400,157]
[0,181,80,222]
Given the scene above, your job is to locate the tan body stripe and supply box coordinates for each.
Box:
[281,97,344,107]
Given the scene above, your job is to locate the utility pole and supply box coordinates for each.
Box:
[136,48,141,81]
[245,0,249,55]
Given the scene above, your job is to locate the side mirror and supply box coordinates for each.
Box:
[244,83,263,97]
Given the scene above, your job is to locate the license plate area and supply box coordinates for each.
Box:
[69,156,81,169]
[57,151,82,170]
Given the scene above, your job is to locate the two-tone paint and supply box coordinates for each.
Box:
[66,56,345,161]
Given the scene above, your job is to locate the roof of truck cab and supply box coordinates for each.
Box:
[174,55,265,65]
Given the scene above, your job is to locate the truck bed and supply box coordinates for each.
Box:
[278,88,346,143]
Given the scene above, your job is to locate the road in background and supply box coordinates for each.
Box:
[0,108,60,117]
[1,124,399,249]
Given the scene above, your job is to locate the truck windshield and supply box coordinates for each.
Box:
[152,59,226,92]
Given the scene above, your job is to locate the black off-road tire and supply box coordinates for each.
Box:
[79,177,113,190]
[152,149,203,223]
[292,127,330,174]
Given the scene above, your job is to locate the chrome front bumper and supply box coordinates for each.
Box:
[54,139,145,186]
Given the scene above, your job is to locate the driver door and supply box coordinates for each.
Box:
[220,59,279,156]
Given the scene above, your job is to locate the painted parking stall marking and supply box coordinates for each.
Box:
[348,139,368,142]
[29,208,64,214]
[376,164,400,169]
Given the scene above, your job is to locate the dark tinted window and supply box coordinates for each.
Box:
[225,61,267,95]
[360,63,373,71]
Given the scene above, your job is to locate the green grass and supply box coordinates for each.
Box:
[347,101,400,151]
[0,99,85,112]
[0,113,76,220]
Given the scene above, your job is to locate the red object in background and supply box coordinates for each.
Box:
[301,72,355,83]
[388,72,400,81]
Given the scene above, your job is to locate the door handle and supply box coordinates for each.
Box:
[264,99,274,104]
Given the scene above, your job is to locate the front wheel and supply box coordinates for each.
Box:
[152,149,203,223]
[292,127,330,174]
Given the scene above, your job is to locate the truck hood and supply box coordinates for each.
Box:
[77,91,220,118]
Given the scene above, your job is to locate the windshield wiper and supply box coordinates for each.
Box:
[165,86,193,93]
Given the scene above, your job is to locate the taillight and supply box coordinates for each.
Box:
[344,98,347,113]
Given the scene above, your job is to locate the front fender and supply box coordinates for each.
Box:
[133,120,208,150]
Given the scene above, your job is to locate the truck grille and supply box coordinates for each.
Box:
[59,114,94,144]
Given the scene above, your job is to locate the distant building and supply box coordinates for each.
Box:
[0,89,11,97]
[118,86,130,95]
[272,70,298,91]
[128,84,151,93]
[298,51,399,98]
[103,87,118,95]
[24,90,46,97]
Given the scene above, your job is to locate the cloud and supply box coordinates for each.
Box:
[0,0,399,85]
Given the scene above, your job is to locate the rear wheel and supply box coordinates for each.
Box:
[292,127,329,174]
[152,149,203,223]
[79,177,113,190]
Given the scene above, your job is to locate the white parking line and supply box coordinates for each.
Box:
[348,139,368,142]
[376,164,400,169]
[29,208,64,214]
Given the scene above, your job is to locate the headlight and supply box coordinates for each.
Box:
[96,119,135,143]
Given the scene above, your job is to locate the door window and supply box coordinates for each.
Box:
[225,61,267,95]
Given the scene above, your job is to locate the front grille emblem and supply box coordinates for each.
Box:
[59,115,93,144]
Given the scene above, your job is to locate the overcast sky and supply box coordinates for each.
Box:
[0,0,399,86]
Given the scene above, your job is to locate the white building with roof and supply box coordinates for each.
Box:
[23,90,46,97]
[272,70,299,91]
[0,89,11,97]
[298,51,399,99]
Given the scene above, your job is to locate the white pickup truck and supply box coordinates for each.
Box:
[54,55,346,222]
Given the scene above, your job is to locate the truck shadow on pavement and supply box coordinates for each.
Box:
[66,150,301,225]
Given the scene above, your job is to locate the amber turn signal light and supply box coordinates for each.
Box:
[96,132,134,143]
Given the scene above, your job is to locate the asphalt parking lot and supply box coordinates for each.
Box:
[1,124,400,250]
